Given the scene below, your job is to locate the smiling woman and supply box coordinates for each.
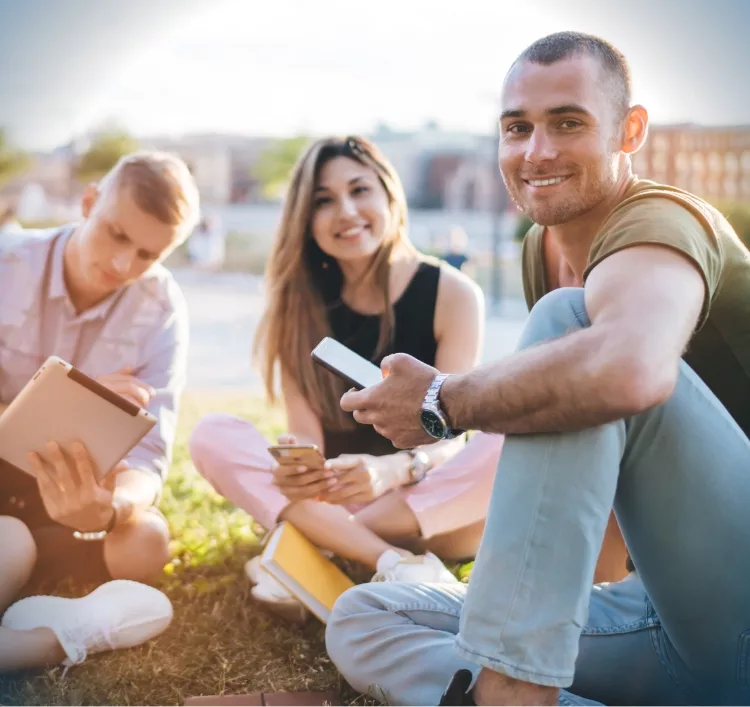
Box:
[188,134,505,624]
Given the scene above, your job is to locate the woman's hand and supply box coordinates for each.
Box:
[271,433,336,502]
[318,453,406,505]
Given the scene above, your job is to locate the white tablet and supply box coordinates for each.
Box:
[0,356,156,480]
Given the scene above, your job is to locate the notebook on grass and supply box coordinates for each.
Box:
[260,521,355,624]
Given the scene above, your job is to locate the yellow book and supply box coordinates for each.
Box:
[260,521,355,624]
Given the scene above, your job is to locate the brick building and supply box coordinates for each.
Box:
[633,124,750,202]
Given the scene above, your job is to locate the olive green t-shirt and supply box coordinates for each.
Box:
[521,179,750,438]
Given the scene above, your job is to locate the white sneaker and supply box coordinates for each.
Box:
[244,556,309,625]
[244,555,265,585]
[372,549,460,584]
[1,580,173,666]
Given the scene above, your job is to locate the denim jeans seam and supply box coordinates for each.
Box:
[648,626,696,700]
[570,304,591,328]
[643,595,693,701]
[501,440,555,639]
[580,618,652,636]
[388,602,462,619]
[738,630,750,685]
[455,639,574,685]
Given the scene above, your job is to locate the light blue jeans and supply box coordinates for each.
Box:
[326,288,750,706]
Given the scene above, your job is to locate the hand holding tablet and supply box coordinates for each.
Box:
[0,356,156,482]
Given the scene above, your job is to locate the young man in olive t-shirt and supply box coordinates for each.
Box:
[325,32,750,707]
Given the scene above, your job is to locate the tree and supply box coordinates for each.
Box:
[253,136,310,199]
[0,129,29,186]
[75,130,139,183]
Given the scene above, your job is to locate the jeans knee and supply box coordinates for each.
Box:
[521,288,590,348]
[326,585,382,680]
[326,585,365,661]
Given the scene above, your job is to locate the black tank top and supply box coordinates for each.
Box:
[323,261,441,458]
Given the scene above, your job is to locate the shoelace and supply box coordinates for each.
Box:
[59,615,116,673]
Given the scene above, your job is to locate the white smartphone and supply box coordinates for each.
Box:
[311,337,383,390]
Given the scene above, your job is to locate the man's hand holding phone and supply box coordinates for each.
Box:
[269,435,337,502]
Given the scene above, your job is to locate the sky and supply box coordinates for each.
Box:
[1,0,749,150]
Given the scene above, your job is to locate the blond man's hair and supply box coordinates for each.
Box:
[99,151,200,235]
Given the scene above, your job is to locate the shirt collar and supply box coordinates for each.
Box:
[47,226,73,301]
[48,225,123,322]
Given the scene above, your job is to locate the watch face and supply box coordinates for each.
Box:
[420,409,446,439]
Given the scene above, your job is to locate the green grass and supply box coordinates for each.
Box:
[0,393,378,706]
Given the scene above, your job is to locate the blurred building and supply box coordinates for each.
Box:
[5,123,749,216]
[634,124,750,202]
[141,134,233,205]
[0,142,82,222]
[371,122,506,212]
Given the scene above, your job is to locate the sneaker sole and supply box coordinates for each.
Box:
[244,557,263,585]
[250,589,309,625]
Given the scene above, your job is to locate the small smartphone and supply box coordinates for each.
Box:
[267,444,326,469]
[311,337,383,390]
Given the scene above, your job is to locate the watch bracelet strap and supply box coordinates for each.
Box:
[424,373,450,406]
[426,373,464,437]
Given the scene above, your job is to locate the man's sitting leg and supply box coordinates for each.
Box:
[103,507,170,583]
[327,287,750,705]
[0,516,37,611]
[326,582,473,706]
[28,509,169,588]
[455,290,750,705]
[0,516,68,671]
[327,581,605,706]
[0,512,173,674]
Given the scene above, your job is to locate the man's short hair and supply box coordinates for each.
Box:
[515,31,632,118]
[99,152,200,232]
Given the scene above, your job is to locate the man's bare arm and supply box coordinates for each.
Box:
[441,246,706,435]
[0,402,7,416]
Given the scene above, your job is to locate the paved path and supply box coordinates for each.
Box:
[175,269,529,392]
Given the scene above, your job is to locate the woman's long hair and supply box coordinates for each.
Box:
[253,135,416,428]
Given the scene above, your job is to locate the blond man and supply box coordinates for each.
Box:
[0,152,198,672]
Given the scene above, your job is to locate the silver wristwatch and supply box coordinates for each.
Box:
[419,373,463,440]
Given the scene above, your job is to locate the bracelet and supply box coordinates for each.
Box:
[72,503,119,542]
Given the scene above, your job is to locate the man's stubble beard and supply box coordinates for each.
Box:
[501,160,618,227]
